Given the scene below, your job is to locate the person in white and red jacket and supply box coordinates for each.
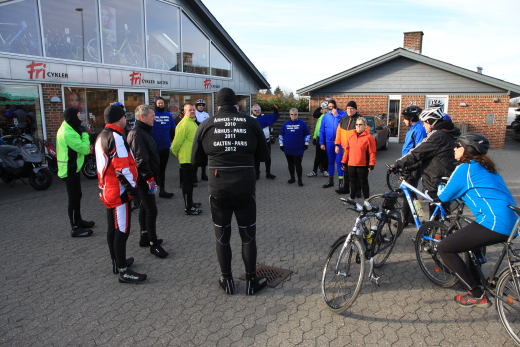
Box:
[95,105,146,284]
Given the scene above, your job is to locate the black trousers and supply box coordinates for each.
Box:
[285,153,303,179]
[348,166,369,199]
[62,171,83,228]
[255,142,271,173]
[437,222,508,291]
[157,148,170,190]
[106,202,131,269]
[402,169,421,223]
[137,182,158,242]
[210,194,257,275]
[312,137,328,173]
[181,163,194,209]
[194,165,207,178]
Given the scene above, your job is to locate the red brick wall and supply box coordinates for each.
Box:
[42,84,63,141]
[149,89,160,105]
[403,32,424,53]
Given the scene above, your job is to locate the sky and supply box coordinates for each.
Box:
[201,0,520,96]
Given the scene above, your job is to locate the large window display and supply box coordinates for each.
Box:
[145,0,180,71]
[40,0,100,62]
[0,84,42,139]
[181,12,209,75]
[161,92,213,117]
[0,0,42,56]
[210,43,231,77]
[64,87,118,132]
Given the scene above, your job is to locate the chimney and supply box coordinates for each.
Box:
[477,66,483,74]
[403,31,424,54]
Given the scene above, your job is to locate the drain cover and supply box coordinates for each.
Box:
[239,264,292,288]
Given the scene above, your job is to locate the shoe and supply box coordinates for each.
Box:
[288,177,295,184]
[335,186,349,194]
[246,275,268,295]
[78,220,95,228]
[150,244,168,258]
[185,207,202,215]
[454,292,492,308]
[139,231,163,247]
[298,179,303,187]
[307,171,317,177]
[112,258,134,274]
[356,190,362,198]
[256,171,260,180]
[323,171,329,177]
[219,275,236,295]
[118,268,147,284]
[323,177,334,188]
[192,202,202,208]
[71,226,93,237]
[266,173,276,179]
[201,175,208,181]
[159,190,174,198]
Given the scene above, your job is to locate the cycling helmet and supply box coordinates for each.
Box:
[179,103,186,115]
[321,101,328,108]
[195,99,206,105]
[456,133,490,155]
[419,107,444,124]
[111,102,125,111]
[401,105,423,121]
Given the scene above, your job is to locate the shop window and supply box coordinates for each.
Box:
[210,43,230,78]
[97,0,145,67]
[0,84,42,138]
[63,88,118,132]
[40,0,100,63]
[236,95,250,115]
[161,92,212,117]
[0,0,42,56]
[63,87,87,123]
[181,12,209,75]
[145,0,180,71]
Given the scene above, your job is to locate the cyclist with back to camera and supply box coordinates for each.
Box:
[436,133,518,308]
[388,107,459,218]
[400,105,427,227]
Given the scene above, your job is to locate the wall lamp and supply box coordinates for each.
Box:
[493,97,500,103]
[459,102,468,107]
[50,96,61,103]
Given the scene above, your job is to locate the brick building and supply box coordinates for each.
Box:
[297,32,520,149]
[0,0,268,140]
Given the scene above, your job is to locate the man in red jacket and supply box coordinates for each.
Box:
[95,105,147,284]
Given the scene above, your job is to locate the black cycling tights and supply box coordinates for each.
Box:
[210,194,257,275]
[437,222,507,294]
[348,166,369,200]
[137,182,158,242]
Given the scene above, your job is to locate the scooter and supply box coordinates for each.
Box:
[81,132,98,179]
[0,134,53,190]
[43,139,58,174]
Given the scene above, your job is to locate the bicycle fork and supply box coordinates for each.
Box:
[368,257,380,286]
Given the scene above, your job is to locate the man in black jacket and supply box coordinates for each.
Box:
[192,88,270,296]
[127,105,168,258]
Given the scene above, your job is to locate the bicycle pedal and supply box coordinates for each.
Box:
[356,253,361,264]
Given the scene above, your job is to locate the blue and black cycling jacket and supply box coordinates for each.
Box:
[402,121,427,156]
[319,110,346,145]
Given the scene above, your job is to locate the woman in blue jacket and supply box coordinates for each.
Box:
[279,108,310,186]
[437,133,518,308]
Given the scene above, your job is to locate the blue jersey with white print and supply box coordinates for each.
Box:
[279,119,310,156]
[438,161,518,235]
[151,110,176,150]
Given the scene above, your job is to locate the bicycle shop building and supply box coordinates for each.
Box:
[0,0,269,139]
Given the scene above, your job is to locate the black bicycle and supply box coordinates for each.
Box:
[321,192,402,314]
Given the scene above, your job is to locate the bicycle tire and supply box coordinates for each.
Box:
[496,265,520,346]
[366,193,404,231]
[321,235,365,314]
[415,221,460,287]
[87,38,99,61]
[387,171,405,192]
[148,54,165,70]
[372,210,401,268]
[122,44,144,66]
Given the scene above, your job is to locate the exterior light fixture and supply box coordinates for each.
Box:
[50,96,61,103]
[459,102,468,107]
[493,98,500,103]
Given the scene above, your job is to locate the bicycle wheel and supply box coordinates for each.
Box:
[322,235,365,314]
[366,193,404,230]
[122,44,144,66]
[496,266,520,346]
[372,210,401,268]
[148,54,165,70]
[387,171,404,191]
[87,38,99,61]
[415,221,460,287]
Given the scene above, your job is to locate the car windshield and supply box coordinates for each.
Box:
[366,117,375,129]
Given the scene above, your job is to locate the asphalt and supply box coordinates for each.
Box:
[1,137,520,347]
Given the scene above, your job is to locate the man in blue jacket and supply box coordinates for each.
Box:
[151,97,176,198]
[251,104,280,180]
[319,100,346,188]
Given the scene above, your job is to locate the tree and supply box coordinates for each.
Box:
[273,86,282,97]
[265,89,272,95]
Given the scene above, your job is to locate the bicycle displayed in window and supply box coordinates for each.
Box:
[321,193,402,314]
[87,27,143,66]
[44,29,85,61]
[0,21,39,56]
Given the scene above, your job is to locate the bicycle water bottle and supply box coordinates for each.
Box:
[366,225,377,245]
[413,199,424,217]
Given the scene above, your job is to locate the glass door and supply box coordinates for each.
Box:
[118,89,148,116]
[387,96,401,142]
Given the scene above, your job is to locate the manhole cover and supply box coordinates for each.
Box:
[239,264,292,288]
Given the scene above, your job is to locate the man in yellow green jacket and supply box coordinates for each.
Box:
[56,107,95,237]
[171,103,202,215]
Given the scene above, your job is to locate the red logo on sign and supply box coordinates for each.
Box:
[26,61,46,80]
[130,72,142,85]
[204,78,211,89]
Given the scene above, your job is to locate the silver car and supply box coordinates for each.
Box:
[365,115,390,150]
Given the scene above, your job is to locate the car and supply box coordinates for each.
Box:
[365,115,390,150]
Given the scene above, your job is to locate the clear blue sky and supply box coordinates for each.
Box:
[202,0,520,95]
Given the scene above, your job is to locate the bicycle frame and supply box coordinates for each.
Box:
[399,180,448,230]
[0,22,26,45]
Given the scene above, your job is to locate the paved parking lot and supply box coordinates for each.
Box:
[1,137,520,346]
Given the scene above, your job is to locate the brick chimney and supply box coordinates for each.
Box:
[403,31,424,54]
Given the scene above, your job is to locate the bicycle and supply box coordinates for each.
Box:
[321,193,402,314]
[44,29,85,61]
[87,28,143,66]
[0,21,39,56]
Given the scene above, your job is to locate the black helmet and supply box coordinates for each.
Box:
[401,105,422,121]
[457,133,490,155]
[179,103,186,116]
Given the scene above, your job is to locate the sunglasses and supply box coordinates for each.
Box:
[355,124,364,126]
[253,109,261,111]
[455,143,463,148]
[290,113,297,116]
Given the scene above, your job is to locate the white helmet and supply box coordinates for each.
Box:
[195,99,206,105]
[321,101,328,108]
[419,107,444,124]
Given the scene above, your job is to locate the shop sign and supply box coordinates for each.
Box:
[129,71,168,86]
[26,61,69,80]
[0,91,38,105]
[204,78,220,90]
